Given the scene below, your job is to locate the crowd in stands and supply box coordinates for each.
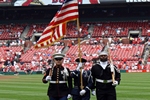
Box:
[0,23,27,40]
[92,20,150,38]
[1,36,149,74]
[1,21,150,74]
[0,39,25,47]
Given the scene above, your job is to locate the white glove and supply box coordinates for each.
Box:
[80,89,86,96]
[112,81,118,86]
[76,63,82,71]
[91,89,96,96]
[46,76,51,81]
[67,94,71,99]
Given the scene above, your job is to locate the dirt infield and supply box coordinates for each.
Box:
[0,77,19,79]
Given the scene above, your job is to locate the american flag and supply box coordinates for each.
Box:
[34,0,79,49]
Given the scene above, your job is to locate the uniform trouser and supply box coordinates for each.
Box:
[96,87,116,100]
[49,96,67,100]
[72,92,90,100]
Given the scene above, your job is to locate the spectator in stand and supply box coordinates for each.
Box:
[1,63,5,72]
[14,63,20,72]
[39,56,43,62]
[94,40,98,45]
[147,39,150,46]
[102,31,105,38]
[138,58,143,68]
[9,32,12,37]
[136,50,141,58]
[118,38,122,44]
[131,62,135,69]
[114,37,118,44]
[68,43,72,48]
[72,40,75,45]
[100,38,103,45]
[130,37,133,44]
[20,65,25,71]
[7,40,10,47]
[33,41,36,45]
[125,64,129,70]
[33,55,37,61]
[17,31,21,37]
[88,33,91,39]
[116,29,120,35]
[132,40,136,46]
[18,52,21,58]
[123,58,127,64]
[113,55,117,61]
[25,64,33,75]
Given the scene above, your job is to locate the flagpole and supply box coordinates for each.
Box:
[77,18,83,90]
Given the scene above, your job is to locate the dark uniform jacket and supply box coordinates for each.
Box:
[71,70,93,95]
[42,66,72,97]
[91,63,121,90]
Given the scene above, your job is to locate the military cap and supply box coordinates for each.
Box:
[75,58,87,63]
[98,51,108,56]
[52,53,65,59]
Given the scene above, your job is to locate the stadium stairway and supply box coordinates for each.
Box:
[62,46,70,54]
[142,44,149,65]
[87,24,95,37]
[20,25,30,41]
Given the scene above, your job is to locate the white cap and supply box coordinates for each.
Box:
[52,53,65,59]
[99,51,108,56]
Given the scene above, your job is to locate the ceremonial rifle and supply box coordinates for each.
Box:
[49,46,57,76]
[107,42,115,83]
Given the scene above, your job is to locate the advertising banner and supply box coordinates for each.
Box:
[14,0,98,6]
[0,0,11,6]
[13,0,150,6]
[127,70,150,73]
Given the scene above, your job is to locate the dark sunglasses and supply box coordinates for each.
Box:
[55,58,63,61]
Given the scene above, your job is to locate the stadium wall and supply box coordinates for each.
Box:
[1,16,150,24]
[0,71,42,75]
[0,70,127,75]
[1,70,150,75]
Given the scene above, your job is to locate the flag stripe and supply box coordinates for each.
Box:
[61,3,78,11]
[56,10,78,21]
[59,24,63,37]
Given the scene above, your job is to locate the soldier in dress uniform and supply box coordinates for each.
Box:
[71,58,93,100]
[42,53,72,100]
[91,51,121,100]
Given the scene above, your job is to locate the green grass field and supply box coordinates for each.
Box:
[0,73,150,100]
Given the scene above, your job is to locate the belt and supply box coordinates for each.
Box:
[96,79,113,83]
[50,81,66,84]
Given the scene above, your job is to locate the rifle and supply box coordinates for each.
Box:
[49,46,57,76]
[107,42,115,83]
[49,58,54,76]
